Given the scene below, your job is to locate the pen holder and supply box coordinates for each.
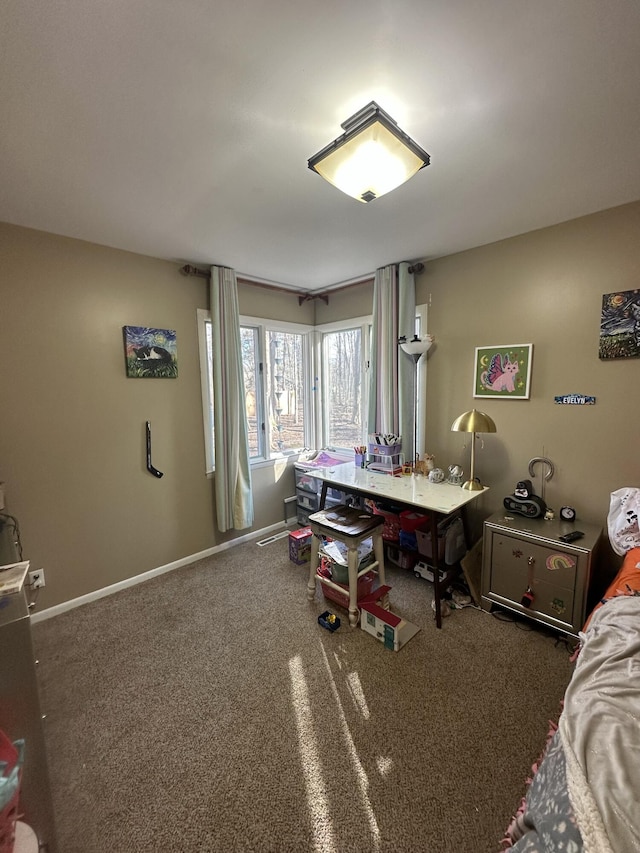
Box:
[354,454,365,468]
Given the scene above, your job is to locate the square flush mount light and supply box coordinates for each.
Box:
[308,101,430,203]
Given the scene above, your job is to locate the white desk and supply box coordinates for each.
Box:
[311,462,488,626]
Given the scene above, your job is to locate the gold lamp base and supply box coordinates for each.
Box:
[461,479,484,491]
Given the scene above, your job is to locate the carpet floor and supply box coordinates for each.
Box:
[33,535,574,852]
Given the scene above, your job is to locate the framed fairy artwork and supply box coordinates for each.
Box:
[473,343,533,400]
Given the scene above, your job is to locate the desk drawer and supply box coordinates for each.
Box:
[297,489,321,512]
[489,534,577,624]
[490,534,577,590]
[295,471,320,494]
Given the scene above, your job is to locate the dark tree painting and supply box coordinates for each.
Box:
[599,290,640,360]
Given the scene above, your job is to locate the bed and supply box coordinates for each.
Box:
[502,487,640,853]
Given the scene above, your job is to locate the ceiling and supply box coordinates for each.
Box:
[2,0,640,292]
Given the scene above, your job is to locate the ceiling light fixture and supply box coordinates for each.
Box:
[308,101,430,203]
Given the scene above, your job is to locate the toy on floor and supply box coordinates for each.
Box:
[318,610,341,632]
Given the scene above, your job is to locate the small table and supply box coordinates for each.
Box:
[306,504,387,627]
[481,512,603,637]
[308,462,489,627]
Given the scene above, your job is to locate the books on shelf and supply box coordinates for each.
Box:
[0,560,29,595]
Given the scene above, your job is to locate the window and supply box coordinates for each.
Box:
[241,324,308,458]
[197,310,312,471]
[320,323,369,450]
[316,306,428,453]
[197,312,215,472]
[197,304,427,470]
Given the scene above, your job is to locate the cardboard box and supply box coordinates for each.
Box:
[359,587,420,651]
[289,527,312,564]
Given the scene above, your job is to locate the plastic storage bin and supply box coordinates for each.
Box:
[368,442,402,456]
[399,510,429,532]
[416,517,466,565]
[319,570,377,610]
[372,504,401,541]
[386,545,418,570]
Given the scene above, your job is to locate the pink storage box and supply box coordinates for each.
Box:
[289,527,312,564]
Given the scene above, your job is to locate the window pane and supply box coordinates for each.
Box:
[324,328,363,449]
[241,327,261,457]
[266,330,305,453]
[203,321,215,467]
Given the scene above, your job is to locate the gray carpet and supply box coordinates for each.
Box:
[33,536,574,852]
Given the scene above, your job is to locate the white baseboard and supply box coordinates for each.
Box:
[30,520,288,624]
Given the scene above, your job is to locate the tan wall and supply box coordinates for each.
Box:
[238,281,315,325]
[314,280,374,325]
[0,224,298,608]
[418,201,640,561]
[3,202,639,608]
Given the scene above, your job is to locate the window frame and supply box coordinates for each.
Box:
[314,314,372,452]
[197,309,314,472]
[197,308,215,473]
[197,304,428,472]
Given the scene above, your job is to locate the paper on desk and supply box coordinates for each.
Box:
[0,560,29,595]
[321,539,372,567]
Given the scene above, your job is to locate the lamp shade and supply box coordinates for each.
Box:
[308,102,430,203]
[451,409,496,490]
[450,409,496,434]
[399,334,433,359]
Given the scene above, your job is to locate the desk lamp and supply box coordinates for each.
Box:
[450,409,496,490]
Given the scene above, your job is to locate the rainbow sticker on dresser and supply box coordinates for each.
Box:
[546,553,576,571]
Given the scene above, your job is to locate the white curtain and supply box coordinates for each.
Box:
[367,264,399,436]
[210,266,254,531]
[367,262,417,457]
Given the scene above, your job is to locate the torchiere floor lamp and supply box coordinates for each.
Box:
[399,334,433,465]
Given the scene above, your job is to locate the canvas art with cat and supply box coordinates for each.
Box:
[481,353,519,392]
[473,344,532,399]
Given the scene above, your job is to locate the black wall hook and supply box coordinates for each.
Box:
[145,421,164,478]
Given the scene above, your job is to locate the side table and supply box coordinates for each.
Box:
[481,512,603,638]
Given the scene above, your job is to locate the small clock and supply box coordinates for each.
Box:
[560,506,576,522]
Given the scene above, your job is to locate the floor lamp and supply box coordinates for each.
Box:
[399,334,433,465]
[450,409,497,490]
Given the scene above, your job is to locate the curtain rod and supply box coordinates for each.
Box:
[179,261,423,303]
[179,264,325,303]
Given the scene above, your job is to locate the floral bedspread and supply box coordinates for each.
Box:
[507,730,582,852]
[505,593,640,852]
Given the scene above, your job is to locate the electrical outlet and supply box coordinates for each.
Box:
[29,569,45,589]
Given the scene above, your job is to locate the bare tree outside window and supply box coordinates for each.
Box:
[266,330,305,453]
[240,326,260,456]
[324,327,363,449]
